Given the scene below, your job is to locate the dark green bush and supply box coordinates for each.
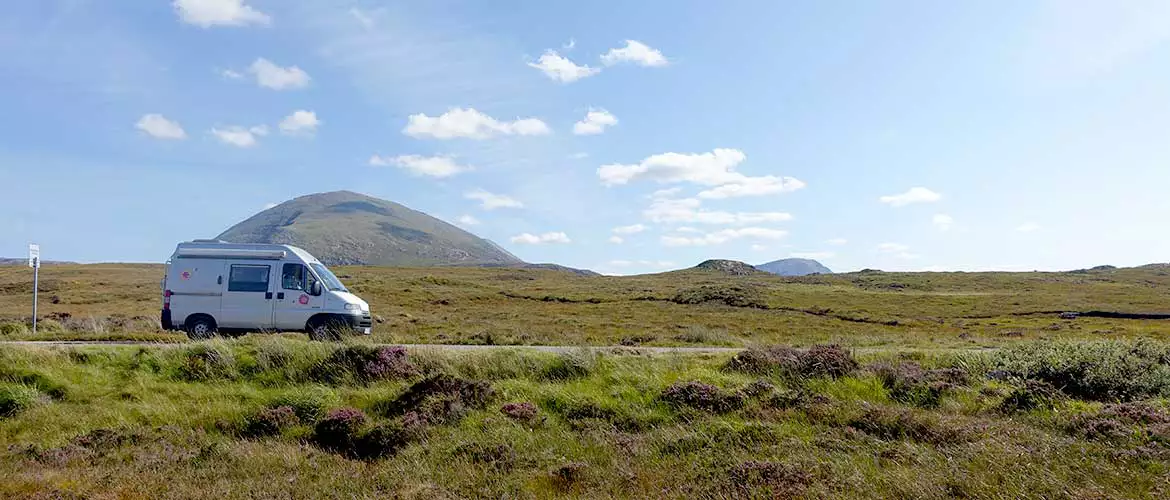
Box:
[309,345,418,385]
[993,341,1170,401]
[671,284,766,308]
[243,405,299,437]
[354,422,411,460]
[269,389,338,423]
[375,374,493,427]
[998,380,1065,413]
[869,362,967,408]
[661,381,745,413]
[313,407,368,455]
[726,344,857,379]
[0,384,42,418]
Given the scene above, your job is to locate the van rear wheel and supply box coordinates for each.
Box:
[185,315,218,340]
[307,317,343,342]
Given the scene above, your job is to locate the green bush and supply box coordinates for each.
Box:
[725,344,857,379]
[540,352,596,381]
[0,384,43,418]
[269,388,339,422]
[671,284,766,308]
[0,368,68,400]
[174,345,237,381]
[0,322,28,336]
[993,341,1170,401]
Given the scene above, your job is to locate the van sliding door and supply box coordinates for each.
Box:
[219,262,276,329]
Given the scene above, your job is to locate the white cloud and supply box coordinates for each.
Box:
[249,58,310,90]
[370,155,471,178]
[511,232,571,245]
[644,196,793,225]
[211,125,265,147]
[563,39,576,50]
[404,108,551,139]
[349,7,375,29]
[599,148,805,199]
[609,236,624,244]
[279,110,320,135]
[877,242,919,260]
[879,187,942,207]
[612,224,647,235]
[465,189,523,210]
[569,152,589,160]
[675,227,702,234]
[456,214,480,226]
[790,251,836,260]
[661,227,787,247]
[750,244,767,252]
[601,40,669,67]
[697,176,806,199]
[220,69,244,80]
[649,187,683,199]
[135,114,186,140]
[173,0,269,28]
[1016,222,1042,233]
[827,238,848,246]
[932,214,954,231]
[527,50,600,83]
[573,109,618,135]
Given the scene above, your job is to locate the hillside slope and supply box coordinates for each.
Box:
[217,191,523,267]
[756,258,832,276]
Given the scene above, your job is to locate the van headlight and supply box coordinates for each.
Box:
[344,303,362,311]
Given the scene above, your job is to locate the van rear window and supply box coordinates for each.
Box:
[228,265,270,292]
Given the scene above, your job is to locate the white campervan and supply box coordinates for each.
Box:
[161,240,372,340]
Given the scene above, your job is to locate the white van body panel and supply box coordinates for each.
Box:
[163,241,371,334]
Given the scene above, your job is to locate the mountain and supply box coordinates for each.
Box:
[755,258,832,276]
[217,191,526,267]
[693,259,766,276]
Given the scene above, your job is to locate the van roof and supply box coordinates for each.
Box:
[172,241,320,264]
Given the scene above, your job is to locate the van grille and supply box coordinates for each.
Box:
[359,314,373,329]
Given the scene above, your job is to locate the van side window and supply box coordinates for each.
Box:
[228,265,270,292]
[282,264,305,291]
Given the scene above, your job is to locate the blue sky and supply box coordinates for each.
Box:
[2,0,1170,275]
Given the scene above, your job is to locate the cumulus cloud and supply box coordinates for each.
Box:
[827,238,848,246]
[599,148,804,199]
[527,50,601,83]
[249,58,310,90]
[601,40,669,67]
[456,215,480,226]
[608,236,624,244]
[612,224,647,235]
[573,109,618,135]
[465,189,523,210]
[661,227,787,247]
[370,155,471,178]
[644,196,792,225]
[404,108,551,139]
[932,214,954,231]
[1016,222,1041,233]
[211,125,266,147]
[511,232,571,244]
[879,187,942,207]
[135,114,186,140]
[279,110,320,135]
[173,0,269,28]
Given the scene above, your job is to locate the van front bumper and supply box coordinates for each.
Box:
[340,312,373,335]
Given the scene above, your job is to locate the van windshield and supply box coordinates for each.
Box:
[310,263,348,292]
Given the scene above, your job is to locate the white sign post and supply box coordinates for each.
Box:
[29,244,40,333]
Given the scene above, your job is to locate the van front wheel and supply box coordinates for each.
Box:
[307,317,343,342]
[185,315,218,340]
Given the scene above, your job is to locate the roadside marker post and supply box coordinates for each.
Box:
[29,244,40,333]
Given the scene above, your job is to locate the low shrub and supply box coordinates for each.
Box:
[1067,403,1170,442]
[672,284,766,309]
[452,442,518,471]
[540,352,595,381]
[501,402,539,422]
[726,344,857,379]
[243,406,299,437]
[312,407,368,454]
[310,345,418,385]
[869,362,968,408]
[998,380,1065,413]
[847,405,975,445]
[175,345,236,381]
[269,388,339,423]
[353,422,411,460]
[375,374,494,427]
[0,384,42,418]
[727,461,813,498]
[661,381,744,413]
[993,340,1170,401]
[0,368,68,400]
[549,462,588,491]
[742,379,776,399]
[0,321,28,336]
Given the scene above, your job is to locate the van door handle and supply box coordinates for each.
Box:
[217,276,222,285]
[265,292,273,300]
[277,292,285,300]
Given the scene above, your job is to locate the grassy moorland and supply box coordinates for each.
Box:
[2,264,1170,347]
[2,339,1170,498]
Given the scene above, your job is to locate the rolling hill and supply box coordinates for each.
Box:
[217,191,534,268]
[755,258,832,276]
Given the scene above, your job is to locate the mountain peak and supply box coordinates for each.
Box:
[755,258,832,276]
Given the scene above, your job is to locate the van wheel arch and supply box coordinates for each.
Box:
[184,314,218,340]
[306,314,345,342]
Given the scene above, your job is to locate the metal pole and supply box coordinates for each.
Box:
[32,258,38,334]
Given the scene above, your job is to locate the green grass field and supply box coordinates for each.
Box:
[3,264,1170,498]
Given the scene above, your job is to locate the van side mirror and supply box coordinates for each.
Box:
[310,281,323,296]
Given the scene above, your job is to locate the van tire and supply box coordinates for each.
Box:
[307,316,343,342]
[185,315,218,340]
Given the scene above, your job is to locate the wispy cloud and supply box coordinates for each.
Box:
[661,227,787,247]
[601,40,669,67]
[511,232,570,244]
[932,214,954,231]
[612,224,647,235]
[879,187,941,207]
[465,189,523,210]
[135,114,186,140]
[403,108,550,139]
[210,125,267,147]
[1016,222,1042,233]
[370,154,472,178]
[827,238,848,246]
[600,148,804,199]
[644,196,792,225]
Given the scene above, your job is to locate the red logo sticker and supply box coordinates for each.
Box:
[298,294,310,305]
[181,271,191,280]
